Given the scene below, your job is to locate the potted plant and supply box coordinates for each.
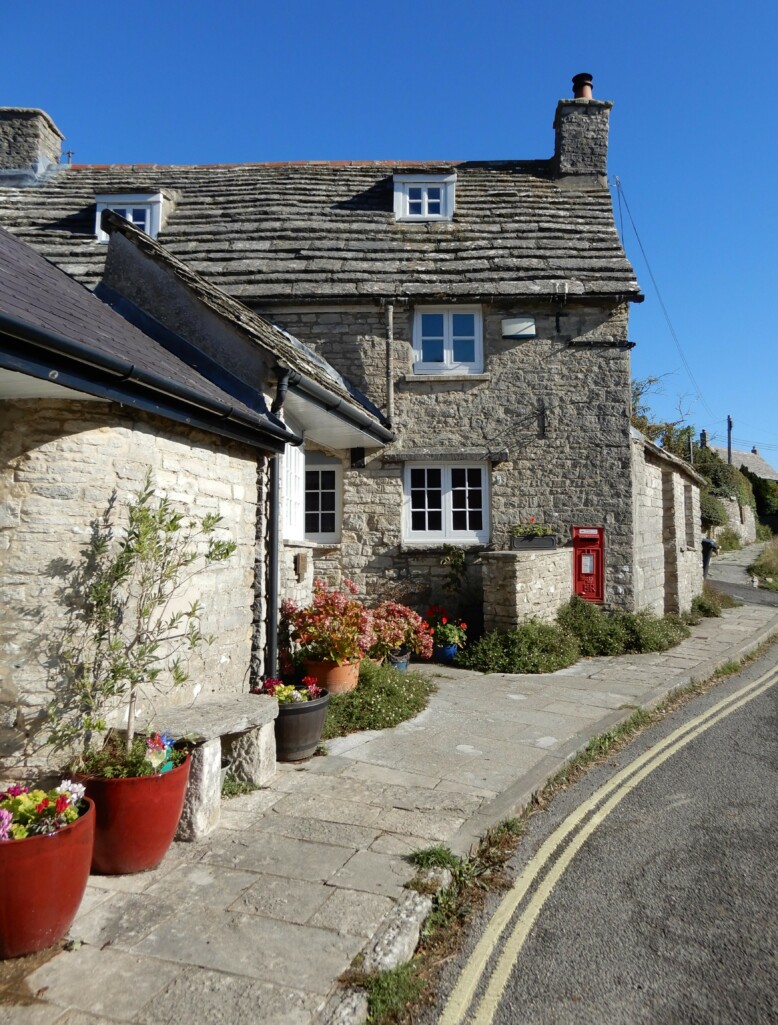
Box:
[47,471,235,874]
[252,676,329,761]
[426,606,467,663]
[368,601,434,671]
[281,579,375,694]
[0,780,94,958]
[510,518,557,550]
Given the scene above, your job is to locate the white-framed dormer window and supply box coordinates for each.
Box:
[95,193,164,242]
[403,463,489,544]
[394,174,456,222]
[305,453,342,542]
[413,306,483,374]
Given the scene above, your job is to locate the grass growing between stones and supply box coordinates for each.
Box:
[221,776,259,799]
[322,660,435,740]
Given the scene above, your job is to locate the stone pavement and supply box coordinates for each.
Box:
[5,552,778,1025]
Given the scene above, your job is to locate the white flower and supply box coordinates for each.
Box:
[58,780,86,805]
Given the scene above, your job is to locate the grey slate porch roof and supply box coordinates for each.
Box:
[0,160,640,304]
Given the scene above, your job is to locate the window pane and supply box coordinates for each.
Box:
[305,513,319,532]
[452,510,467,530]
[322,513,336,533]
[305,493,320,511]
[452,313,475,337]
[305,470,318,488]
[421,313,444,337]
[409,200,423,215]
[470,511,483,530]
[428,488,442,508]
[410,468,425,489]
[321,470,336,489]
[427,468,442,489]
[322,493,335,512]
[113,208,127,218]
[451,468,466,489]
[427,187,441,200]
[453,338,475,363]
[409,187,422,200]
[422,338,444,362]
[467,468,481,487]
[411,489,426,509]
[428,511,442,531]
[411,510,426,530]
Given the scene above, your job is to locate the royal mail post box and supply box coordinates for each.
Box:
[572,527,604,602]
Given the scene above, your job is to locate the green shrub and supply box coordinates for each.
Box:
[556,598,629,656]
[717,527,742,552]
[455,621,579,674]
[756,522,774,542]
[620,612,690,653]
[321,661,434,739]
[700,491,728,529]
[749,539,778,591]
[690,581,739,619]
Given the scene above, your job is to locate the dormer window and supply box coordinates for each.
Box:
[95,193,164,242]
[394,174,456,222]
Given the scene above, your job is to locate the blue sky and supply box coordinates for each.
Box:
[4,0,777,461]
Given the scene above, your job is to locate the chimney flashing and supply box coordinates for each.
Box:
[0,107,65,185]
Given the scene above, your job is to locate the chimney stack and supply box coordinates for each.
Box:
[752,446,758,455]
[0,108,64,185]
[553,73,612,180]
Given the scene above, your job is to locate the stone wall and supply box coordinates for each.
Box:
[482,550,573,632]
[0,400,262,776]
[263,300,635,613]
[713,499,757,545]
[632,436,703,615]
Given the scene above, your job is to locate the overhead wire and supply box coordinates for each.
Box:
[611,177,717,423]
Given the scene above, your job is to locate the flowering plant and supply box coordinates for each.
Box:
[251,676,324,703]
[510,518,555,538]
[426,606,467,647]
[0,780,86,841]
[281,579,375,665]
[369,601,434,661]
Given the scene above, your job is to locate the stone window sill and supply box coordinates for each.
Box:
[399,374,490,384]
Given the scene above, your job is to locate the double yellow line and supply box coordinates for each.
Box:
[439,666,778,1025]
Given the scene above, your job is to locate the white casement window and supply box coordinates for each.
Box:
[413,306,483,374]
[393,174,456,222]
[305,454,342,542]
[282,442,305,541]
[404,463,489,543]
[95,193,164,242]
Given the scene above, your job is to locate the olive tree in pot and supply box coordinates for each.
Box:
[47,471,235,874]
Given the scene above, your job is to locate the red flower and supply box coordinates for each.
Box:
[35,798,50,813]
[55,794,70,814]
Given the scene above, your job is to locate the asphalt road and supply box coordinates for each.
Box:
[430,644,778,1025]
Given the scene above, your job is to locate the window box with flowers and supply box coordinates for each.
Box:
[510,520,558,550]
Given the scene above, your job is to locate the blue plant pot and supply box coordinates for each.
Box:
[434,644,458,664]
[388,648,410,673]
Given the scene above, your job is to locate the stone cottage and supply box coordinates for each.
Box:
[0,220,389,774]
[0,75,704,633]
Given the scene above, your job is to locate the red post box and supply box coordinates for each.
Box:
[572,527,604,602]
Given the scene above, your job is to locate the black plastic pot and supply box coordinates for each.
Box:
[510,535,557,550]
[275,692,330,762]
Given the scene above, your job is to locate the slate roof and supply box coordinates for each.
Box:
[710,446,778,482]
[0,160,640,305]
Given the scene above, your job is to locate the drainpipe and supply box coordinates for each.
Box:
[385,302,395,426]
[266,454,281,678]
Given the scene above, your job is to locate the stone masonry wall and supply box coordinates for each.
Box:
[665,472,702,614]
[0,110,62,176]
[264,301,635,614]
[482,550,573,632]
[632,443,666,615]
[713,499,757,546]
[0,400,260,776]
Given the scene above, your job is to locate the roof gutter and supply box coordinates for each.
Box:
[0,309,295,448]
[284,369,395,444]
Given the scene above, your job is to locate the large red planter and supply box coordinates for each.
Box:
[81,755,190,875]
[0,798,95,959]
[303,659,360,695]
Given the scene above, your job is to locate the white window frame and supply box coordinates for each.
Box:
[304,454,342,543]
[282,442,305,542]
[403,462,490,544]
[393,173,456,222]
[95,193,164,242]
[412,306,483,375]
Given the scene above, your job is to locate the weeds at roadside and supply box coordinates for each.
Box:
[221,777,258,799]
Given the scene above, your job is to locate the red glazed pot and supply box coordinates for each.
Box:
[303,659,360,695]
[0,799,95,959]
[81,755,190,875]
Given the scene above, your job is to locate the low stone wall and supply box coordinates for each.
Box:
[481,549,572,632]
[713,499,756,545]
[0,400,261,777]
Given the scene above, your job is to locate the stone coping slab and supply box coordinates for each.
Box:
[141,694,278,742]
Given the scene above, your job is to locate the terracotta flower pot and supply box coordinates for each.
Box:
[303,659,361,695]
[80,755,191,875]
[0,799,95,959]
[275,691,330,762]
